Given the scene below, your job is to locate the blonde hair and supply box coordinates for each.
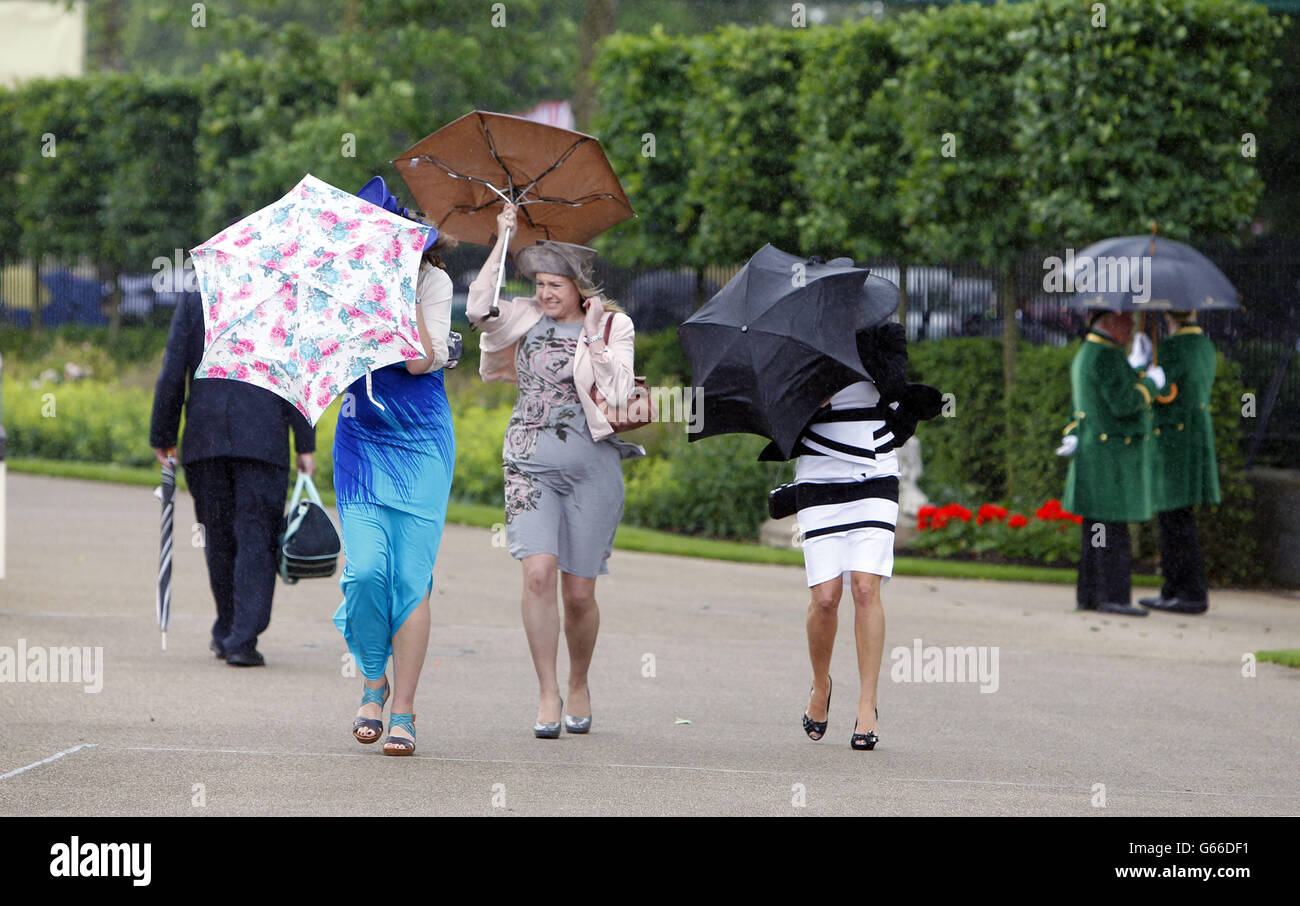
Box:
[578,282,625,315]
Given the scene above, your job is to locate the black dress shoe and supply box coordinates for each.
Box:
[209,639,226,659]
[1146,597,1208,615]
[1096,601,1148,617]
[226,649,265,667]
[1138,595,1162,607]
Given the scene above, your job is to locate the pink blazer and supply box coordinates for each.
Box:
[467,272,637,443]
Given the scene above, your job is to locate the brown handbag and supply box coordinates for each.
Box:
[588,314,655,433]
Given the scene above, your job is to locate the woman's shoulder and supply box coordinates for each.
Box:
[418,262,453,291]
[605,308,635,333]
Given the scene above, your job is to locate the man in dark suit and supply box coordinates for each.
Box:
[150,294,316,666]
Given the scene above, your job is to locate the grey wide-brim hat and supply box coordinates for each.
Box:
[515,241,600,297]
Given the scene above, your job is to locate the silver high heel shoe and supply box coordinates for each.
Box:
[534,695,563,739]
[564,688,592,734]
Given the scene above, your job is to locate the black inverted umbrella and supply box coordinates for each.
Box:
[1064,235,1239,312]
[153,456,175,651]
[678,245,899,459]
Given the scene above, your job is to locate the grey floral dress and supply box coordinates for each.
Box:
[503,317,625,577]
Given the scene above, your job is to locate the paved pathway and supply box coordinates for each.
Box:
[2,473,1297,815]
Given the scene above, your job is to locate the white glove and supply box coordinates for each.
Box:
[1127,332,1152,369]
[1055,435,1078,457]
[1144,364,1166,391]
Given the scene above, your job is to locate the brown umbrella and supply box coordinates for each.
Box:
[393,110,634,314]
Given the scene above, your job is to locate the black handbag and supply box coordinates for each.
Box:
[768,483,799,520]
[279,473,341,584]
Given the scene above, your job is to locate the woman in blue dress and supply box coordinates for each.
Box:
[333,177,458,756]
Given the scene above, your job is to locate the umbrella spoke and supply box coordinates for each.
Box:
[401,155,514,204]
[515,137,591,201]
[518,193,634,210]
[478,113,519,200]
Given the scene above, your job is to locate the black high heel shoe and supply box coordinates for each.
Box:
[802,677,832,741]
[851,708,879,751]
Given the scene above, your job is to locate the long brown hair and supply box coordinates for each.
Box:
[422,231,458,271]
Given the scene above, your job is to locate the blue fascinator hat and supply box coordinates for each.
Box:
[356,176,438,251]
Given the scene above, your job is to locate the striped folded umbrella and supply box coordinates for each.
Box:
[153,456,175,651]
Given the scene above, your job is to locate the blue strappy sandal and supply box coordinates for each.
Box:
[383,713,416,756]
[352,681,388,744]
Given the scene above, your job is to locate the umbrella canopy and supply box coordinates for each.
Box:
[191,174,431,425]
[678,245,899,459]
[1063,236,1240,311]
[392,110,634,252]
[153,456,175,651]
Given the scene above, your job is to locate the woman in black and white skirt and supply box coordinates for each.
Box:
[794,322,910,751]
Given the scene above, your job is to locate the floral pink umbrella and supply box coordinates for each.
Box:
[191,173,430,424]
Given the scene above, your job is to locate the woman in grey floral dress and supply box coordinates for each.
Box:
[468,204,643,738]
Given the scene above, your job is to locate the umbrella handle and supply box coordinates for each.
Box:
[489,223,512,318]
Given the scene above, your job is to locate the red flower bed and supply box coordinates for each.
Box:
[909,500,1081,566]
[1035,498,1083,524]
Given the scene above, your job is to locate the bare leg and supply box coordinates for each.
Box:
[804,575,843,737]
[384,594,431,751]
[521,554,563,724]
[850,571,885,734]
[560,572,599,718]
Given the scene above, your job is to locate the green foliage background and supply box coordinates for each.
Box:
[1011,0,1281,244]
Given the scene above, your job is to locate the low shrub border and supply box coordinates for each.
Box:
[8,456,1163,586]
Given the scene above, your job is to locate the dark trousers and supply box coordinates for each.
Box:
[1077,520,1132,608]
[185,457,288,655]
[1157,507,1208,602]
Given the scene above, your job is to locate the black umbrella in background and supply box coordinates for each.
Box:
[678,245,899,459]
[153,456,175,651]
[1065,234,1240,313]
[1066,232,1241,372]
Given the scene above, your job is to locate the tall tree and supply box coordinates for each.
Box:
[574,0,618,132]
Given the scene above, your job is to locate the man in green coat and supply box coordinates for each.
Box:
[1057,310,1166,616]
[1139,312,1219,615]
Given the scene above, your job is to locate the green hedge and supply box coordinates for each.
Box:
[794,17,906,262]
[1011,0,1282,244]
[892,1,1035,266]
[682,25,806,266]
[12,75,201,270]
[593,28,703,269]
[2,379,155,467]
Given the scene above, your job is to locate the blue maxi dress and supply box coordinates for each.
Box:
[332,362,455,680]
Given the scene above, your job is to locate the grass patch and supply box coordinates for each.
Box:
[1256,649,1300,669]
[7,457,1164,585]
